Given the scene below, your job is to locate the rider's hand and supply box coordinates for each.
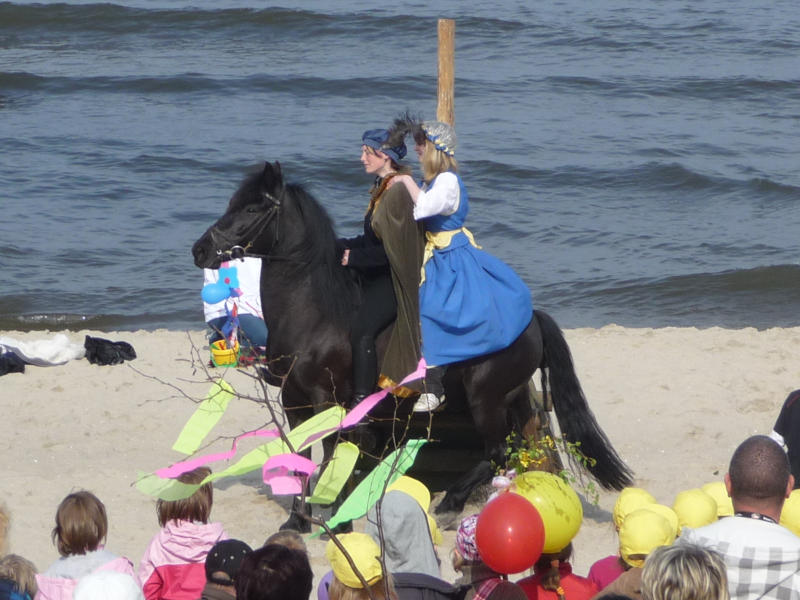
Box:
[388,174,408,188]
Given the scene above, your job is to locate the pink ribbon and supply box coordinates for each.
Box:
[155,429,280,479]
[155,358,427,495]
[301,358,427,448]
[262,454,318,495]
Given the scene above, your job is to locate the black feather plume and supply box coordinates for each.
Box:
[386,110,424,148]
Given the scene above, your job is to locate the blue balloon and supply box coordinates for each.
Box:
[202,282,230,304]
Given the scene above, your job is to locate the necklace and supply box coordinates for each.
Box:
[734,511,777,524]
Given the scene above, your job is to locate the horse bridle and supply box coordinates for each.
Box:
[209,189,282,261]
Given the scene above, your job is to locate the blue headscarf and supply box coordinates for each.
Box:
[361,129,407,162]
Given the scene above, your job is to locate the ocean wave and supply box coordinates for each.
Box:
[0,310,199,333]
[0,3,444,37]
[0,70,429,99]
[539,75,799,101]
[544,265,800,329]
[0,3,333,32]
[496,161,799,202]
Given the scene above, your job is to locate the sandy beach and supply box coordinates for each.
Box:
[2,325,799,586]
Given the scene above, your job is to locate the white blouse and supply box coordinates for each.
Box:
[412,171,461,221]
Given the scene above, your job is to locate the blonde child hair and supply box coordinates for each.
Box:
[51,491,108,557]
[156,466,212,526]
[0,554,38,598]
[0,502,9,555]
[328,574,397,600]
[641,544,729,600]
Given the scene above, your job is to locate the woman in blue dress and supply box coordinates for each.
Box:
[393,120,533,411]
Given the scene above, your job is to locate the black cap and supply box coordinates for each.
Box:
[205,539,253,586]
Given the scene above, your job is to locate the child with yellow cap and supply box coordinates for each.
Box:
[591,509,676,600]
[326,532,396,600]
[671,489,718,534]
[587,487,656,590]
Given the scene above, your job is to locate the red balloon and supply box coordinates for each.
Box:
[476,492,545,574]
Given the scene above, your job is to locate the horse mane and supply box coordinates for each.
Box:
[280,181,358,326]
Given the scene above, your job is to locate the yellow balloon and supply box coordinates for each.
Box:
[514,471,583,553]
[780,489,800,537]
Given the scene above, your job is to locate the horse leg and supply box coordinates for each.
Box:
[278,408,314,533]
[280,487,313,533]
[435,386,511,515]
[275,387,323,534]
[279,434,353,534]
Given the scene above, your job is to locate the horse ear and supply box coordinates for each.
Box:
[261,161,284,197]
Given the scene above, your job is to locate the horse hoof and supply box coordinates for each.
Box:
[279,514,311,534]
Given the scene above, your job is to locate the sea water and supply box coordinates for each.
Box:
[1,0,798,331]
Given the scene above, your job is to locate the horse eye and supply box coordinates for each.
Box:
[246,206,259,214]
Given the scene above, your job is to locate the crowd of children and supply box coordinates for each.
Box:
[4,453,800,600]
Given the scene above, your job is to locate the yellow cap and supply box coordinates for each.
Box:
[619,508,675,568]
[780,489,800,537]
[701,481,734,517]
[640,503,680,539]
[325,532,383,589]
[613,487,656,530]
[387,476,442,545]
[672,489,718,532]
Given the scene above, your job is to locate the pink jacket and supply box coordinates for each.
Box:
[587,555,625,591]
[138,520,227,600]
[35,551,137,600]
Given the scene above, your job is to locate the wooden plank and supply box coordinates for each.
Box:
[437,19,455,125]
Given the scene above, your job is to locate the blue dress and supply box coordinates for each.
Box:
[419,173,533,366]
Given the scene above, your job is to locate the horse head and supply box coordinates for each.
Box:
[192,161,285,269]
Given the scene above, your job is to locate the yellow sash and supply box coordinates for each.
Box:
[420,227,481,285]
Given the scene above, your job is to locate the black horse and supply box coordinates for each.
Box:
[192,162,632,530]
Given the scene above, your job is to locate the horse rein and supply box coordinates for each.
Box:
[210,189,282,261]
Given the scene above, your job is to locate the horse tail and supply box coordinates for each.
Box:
[535,310,634,490]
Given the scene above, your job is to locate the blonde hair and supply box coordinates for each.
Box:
[0,502,9,555]
[52,491,108,557]
[641,544,729,600]
[421,140,459,183]
[0,554,38,598]
[328,574,397,600]
[156,466,213,527]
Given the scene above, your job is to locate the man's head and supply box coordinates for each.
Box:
[725,435,793,517]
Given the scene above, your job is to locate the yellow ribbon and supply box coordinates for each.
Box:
[420,227,481,285]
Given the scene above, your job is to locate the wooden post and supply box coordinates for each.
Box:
[437,19,455,126]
